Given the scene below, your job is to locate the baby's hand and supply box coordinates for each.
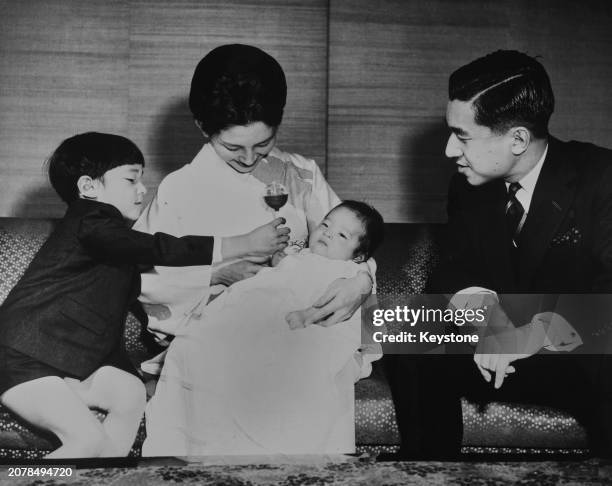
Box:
[286,308,321,330]
[286,310,308,330]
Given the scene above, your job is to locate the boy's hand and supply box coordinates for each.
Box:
[221,218,291,260]
[221,218,289,259]
[246,218,290,256]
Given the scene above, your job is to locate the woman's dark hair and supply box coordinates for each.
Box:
[48,132,144,203]
[189,44,287,136]
[332,200,384,260]
[449,50,554,138]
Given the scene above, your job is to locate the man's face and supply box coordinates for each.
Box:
[445,100,518,185]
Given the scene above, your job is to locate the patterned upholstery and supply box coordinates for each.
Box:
[0,219,54,303]
[0,218,588,458]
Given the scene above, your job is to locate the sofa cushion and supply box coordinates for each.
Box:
[354,362,587,449]
[463,401,587,448]
[0,219,55,303]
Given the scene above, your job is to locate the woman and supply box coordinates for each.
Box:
[135,44,373,355]
[134,44,376,454]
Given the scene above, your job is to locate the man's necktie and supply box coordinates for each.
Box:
[505,182,525,247]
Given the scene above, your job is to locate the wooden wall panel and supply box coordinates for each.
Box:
[0,0,130,217]
[128,0,328,196]
[328,0,612,223]
[2,0,612,222]
[0,0,327,217]
[507,1,612,146]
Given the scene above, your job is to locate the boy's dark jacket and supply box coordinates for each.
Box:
[0,199,214,378]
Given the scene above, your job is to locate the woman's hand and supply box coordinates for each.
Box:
[270,250,287,267]
[286,271,373,328]
[210,256,268,286]
[221,218,289,259]
[141,302,172,321]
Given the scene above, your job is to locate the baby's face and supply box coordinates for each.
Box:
[93,164,147,221]
[308,206,364,261]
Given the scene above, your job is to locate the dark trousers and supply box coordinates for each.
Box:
[383,353,612,458]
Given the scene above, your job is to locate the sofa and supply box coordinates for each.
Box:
[0,218,588,459]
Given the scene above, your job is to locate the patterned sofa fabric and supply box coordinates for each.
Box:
[0,219,587,458]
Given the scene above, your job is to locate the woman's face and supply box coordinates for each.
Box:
[209,122,277,174]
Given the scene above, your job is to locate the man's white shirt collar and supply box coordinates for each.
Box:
[505,144,548,214]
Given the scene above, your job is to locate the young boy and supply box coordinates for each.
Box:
[143,201,384,456]
[0,132,289,458]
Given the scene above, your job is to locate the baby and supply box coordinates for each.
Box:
[143,200,384,456]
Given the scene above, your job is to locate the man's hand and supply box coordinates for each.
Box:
[473,322,546,388]
[210,256,267,286]
[286,272,373,328]
[473,353,518,389]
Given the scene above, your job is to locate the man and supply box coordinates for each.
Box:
[385,50,612,458]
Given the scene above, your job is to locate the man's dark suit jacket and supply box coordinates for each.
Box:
[0,199,215,379]
[431,136,612,348]
[385,136,612,458]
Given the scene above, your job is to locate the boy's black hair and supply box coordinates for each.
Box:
[47,132,145,203]
[449,50,554,138]
[332,200,384,260]
[189,44,287,136]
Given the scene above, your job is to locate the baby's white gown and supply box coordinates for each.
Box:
[142,250,364,456]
